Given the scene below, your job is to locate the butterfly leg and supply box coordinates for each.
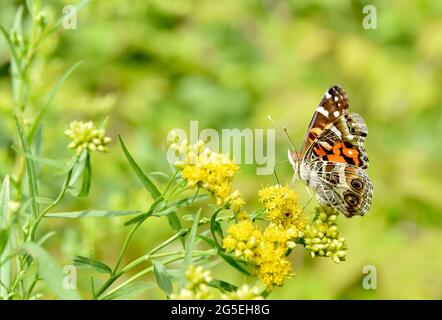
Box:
[301,184,313,213]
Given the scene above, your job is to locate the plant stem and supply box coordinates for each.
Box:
[99,250,216,300]
[27,169,72,241]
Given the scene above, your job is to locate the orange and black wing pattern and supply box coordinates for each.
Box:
[300,85,349,155]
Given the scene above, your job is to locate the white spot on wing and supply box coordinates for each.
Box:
[334,96,339,101]
[348,150,353,155]
[325,92,331,99]
[317,106,329,117]
[333,110,340,117]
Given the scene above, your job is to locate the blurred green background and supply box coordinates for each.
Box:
[0,0,441,299]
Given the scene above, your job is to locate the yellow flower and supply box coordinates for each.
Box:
[223,219,262,261]
[170,265,213,300]
[222,285,263,300]
[259,184,307,233]
[304,206,347,263]
[65,120,111,155]
[172,139,239,206]
[223,220,295,289]
[228,190,246,214]
[254,223,294,288]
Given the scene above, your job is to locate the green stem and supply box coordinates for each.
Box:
[121,230,188,273]
[99,250,216,300]
[28,169,72,241]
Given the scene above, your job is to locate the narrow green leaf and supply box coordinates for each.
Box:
[180,208,201,287]
[153,261,173,296]
[149,172,170,180]
[118,135,162,200]
[0,239,11,298]
[0,230,8,256]
[218,251,251,276]
[196,235,217,248]
[16,117,39,218]
[102,281,155,300]
[208,279,238,293]
[45,210,141,219]
[123,196,163,226]
[12,5,24,38]
[0,176,11,297]
[12,146,64,168]
[210,208,223,249]
[74,256,112,274]
[166,212,182,232]
[68,150,91,198]
[0,25,22,76]
[152,194,209,217]
[22,242,81,299]
[28,61,84,143]
[0,175,10,227]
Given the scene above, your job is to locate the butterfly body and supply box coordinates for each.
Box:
[289,86,373,217]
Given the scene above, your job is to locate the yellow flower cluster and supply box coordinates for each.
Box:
[170,265,212,300]
[223,185,307,289]
[171,138,239,206]
[304,206,347,263]
[259,184,307,233]
[223,219,297,288]
[222,284,263,300]
[65,121,111,155]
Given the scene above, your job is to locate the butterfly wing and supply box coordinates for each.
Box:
[297,85,372,217]
[305,112,369,169]
[304,160,373,217]
[300,85,349,155]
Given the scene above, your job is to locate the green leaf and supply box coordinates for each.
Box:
[102,281,155,300]
[0,175,10,227]
[45,210,141,219]
[0,176,11,297]
[149,172,170,180]
[73,256,112,274]
[210,208,223,249]
[153,261,173,296]
[28,61,84,143]
[68,150,91,198]
[166,212,182,232]
[22,242,81,299]
[196,235,217,248]
[208,279,238,293]
[12,146,66,168]
[218,251,251,276]
[152,194,209,217]
[180,208,201,287]
[0,25,22,76]
[0,229,8,256]
[123,196,163,226]
[119,135,162,200]
[16,117,39,218]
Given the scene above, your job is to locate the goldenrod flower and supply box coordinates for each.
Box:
[223,219,262,261]
[228,190,245,214]
[171,138,239,206]
[304,206,347,263]
[65,121,111,155]
[170,265,213,300]
[222,285,263,300]
[223,220,295,289]
[254,223,294,288]
[259,184,307,233]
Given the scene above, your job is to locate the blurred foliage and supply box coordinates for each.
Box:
[0,0,441,299]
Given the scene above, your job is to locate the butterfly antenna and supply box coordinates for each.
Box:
[273,167,281,185]
[283,126,298,154]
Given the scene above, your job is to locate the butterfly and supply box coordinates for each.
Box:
[288,85,373,217]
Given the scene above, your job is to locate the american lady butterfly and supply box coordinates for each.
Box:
[288,85,373,217]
